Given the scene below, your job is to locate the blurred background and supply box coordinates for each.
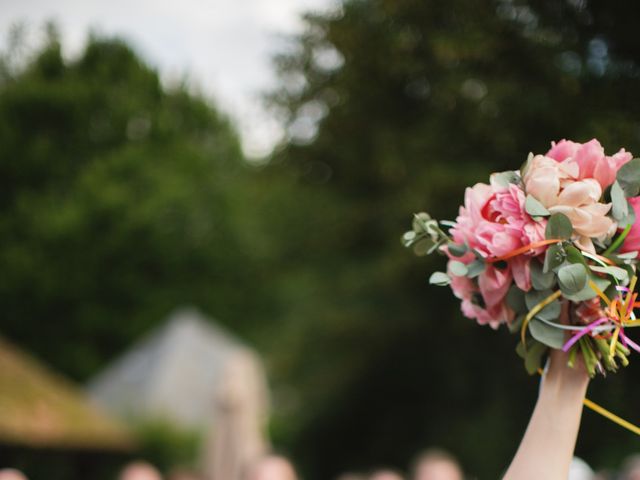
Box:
[2,0,640,479]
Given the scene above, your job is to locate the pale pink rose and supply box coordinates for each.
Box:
[524,153,616,252]
[620,196,640,253]
[522,154,579,208]
[547,138,632,189]
[545,179,614,252]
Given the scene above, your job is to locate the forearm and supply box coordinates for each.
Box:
[503,364,589,480]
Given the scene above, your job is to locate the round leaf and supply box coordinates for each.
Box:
[617,158,640,197]
[429,272,451,286]
[545,213,573,240]
[557,263,588,295]
[449,261,468,277]
[611,180,629,221]
[525,195,550,217]
[529,318,566,349]
[448,243,468,257]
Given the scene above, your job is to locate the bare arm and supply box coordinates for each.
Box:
[503,346,589,480]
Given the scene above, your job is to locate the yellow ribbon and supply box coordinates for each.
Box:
[582,398,640,436]
[536,368,640,436]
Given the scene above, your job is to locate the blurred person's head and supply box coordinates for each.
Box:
[0,469,28,480]
[167,469,202,480]
[621,454,640,480]
[336,474,367,480]
[369,469,404,480]
[245,455,297,480]
[569,457,594,480]
[411,449,463,480]
[119,461,163,480]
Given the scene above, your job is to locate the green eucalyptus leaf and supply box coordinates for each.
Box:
[530,261,555,290]
[506,285,527,313]
[614,251,639,261]
[509,314,525,334]
[466,259,485,278]
[618,200,637,228]
[525,195,550,217]
[565,245,588,266]
[524,289,553,311]
[557,263,588,295]
[449,261,468,276]
[402,230,417,247]
[448,243,468,257]
[543,243,565,273]
[491,171,521,188]
[412,212,432,232]
[529,318,566,349]
[617,158,640,197]
[429,272,451,286]
[519,340,548,375]
[546,213,573,240]
[563,275,610,302]
[611,181,629,221]
[412,237,434,256]
[589,265,629,282]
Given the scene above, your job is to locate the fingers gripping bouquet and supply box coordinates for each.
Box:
[404,139,640,378]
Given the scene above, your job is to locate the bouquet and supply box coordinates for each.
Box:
[403,139,640,378]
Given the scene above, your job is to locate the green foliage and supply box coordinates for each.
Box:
[0,35,272,380]
[135,420,202,473]
[545,213,573,240]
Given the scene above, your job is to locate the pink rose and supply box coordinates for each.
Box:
[451,183,545,264]
[547,138,632,189]
[620,197,640,254]
[448,259,515,329]
[461,298,514,329]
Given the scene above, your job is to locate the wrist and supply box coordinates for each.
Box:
[540,365,589,406]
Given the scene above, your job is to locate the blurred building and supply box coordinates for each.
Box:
[0,336,134,477]
[87,308,269,480]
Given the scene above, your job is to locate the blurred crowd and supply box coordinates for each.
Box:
[3,449,640,479]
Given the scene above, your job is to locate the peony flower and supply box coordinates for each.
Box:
[522,154,579,208]
[447,246,515,329]
[620,197,640,254]
[451,182,545,291]
[446,253,516,329]
[523,153,615,253]
[546,178,615,252]
[547,138,632,189]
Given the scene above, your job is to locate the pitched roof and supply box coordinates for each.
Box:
[87,307,263,429]
[0,336,135,450]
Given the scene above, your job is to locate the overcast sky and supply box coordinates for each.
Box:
[0,0,337,158]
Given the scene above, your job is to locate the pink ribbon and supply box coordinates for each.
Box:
[562,318,608,352]
[620,330,640,354]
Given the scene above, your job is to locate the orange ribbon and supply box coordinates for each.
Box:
[487,239,561,263]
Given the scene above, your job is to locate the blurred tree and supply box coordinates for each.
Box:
[0,33,279,380]
[268,0,640,478]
